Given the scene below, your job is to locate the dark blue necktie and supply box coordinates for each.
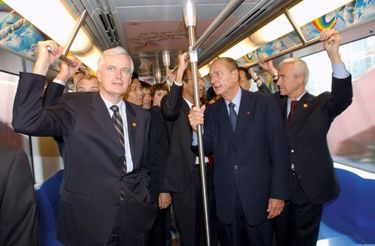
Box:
[228,102,237,132]
[110,105,127,174]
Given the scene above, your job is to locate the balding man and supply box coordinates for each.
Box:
[189,57,289,246]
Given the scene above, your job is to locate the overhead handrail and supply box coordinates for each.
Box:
[50,9,88,73]
[191,0,245,52]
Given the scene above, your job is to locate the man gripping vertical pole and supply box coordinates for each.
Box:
[183,1,211,245]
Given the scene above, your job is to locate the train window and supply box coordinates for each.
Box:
[0,70,32,162]
[0,69,63,184]
[301,35,375,173]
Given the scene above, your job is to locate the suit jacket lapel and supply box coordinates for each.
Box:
[91,93,122,152]
[280,96,288,122]
[181,100,190,117]
[285,93,315,132]
[217,98,233,134]
[125,102,137,162]
[236,90,255,135]
[293,93,314,123]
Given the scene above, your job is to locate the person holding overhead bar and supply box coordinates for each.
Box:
[12,40,157,246]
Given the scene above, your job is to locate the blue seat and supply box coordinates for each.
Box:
[35,169,64,246]
[319,168,375,244]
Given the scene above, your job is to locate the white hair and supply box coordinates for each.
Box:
[279,57,309,84]
[97,46,134,74]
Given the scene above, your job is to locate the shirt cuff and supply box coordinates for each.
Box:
[192,132,198,146]
[332,63,350,79]
[174,80,184,87]
[52,79,66,86]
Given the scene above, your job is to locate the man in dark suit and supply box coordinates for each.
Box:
[0,144,38,246]
[147,83,171,246]
[12,40,157,245]
[161,53,206,245]
[189,57,289,246]
[261,29,353,246]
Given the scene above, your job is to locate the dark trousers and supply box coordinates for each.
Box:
[273,172,323,246]
[221,189,272,246]
[207,165,222,246]
[172,166,205,246]
[148,207,171,246]
[107,186,158,246]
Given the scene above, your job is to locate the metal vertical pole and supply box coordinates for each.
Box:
[154,56,162,84]
[162,50,170,85]
[184,1,211,245]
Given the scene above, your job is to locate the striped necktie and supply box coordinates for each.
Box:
[228,102,237,132]
[110,105,127,173]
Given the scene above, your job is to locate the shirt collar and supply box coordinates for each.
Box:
[184,97,194,109]
[226,87,242,107]
[288,90,306,103]
[100,93,125,112]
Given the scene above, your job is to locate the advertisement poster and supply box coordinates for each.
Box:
[0,0,45,60]
[237,0,375,67]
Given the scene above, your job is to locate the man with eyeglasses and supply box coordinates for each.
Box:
[12,40,157,245]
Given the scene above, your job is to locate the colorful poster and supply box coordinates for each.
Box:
[237,0,375,67]
[0,0,45,60]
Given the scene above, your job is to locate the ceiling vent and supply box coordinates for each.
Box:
[63,0,122,50]
[97,12,120,46]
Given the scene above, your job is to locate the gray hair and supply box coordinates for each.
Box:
[279,57,309,84]
[97,46,134,74]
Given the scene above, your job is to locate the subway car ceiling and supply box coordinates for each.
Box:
[2,0,374,80]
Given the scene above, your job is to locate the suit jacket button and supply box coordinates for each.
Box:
[291,149,295,153]
[234,165,238,170]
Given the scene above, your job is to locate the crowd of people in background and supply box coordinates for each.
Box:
[3,29,353,246]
